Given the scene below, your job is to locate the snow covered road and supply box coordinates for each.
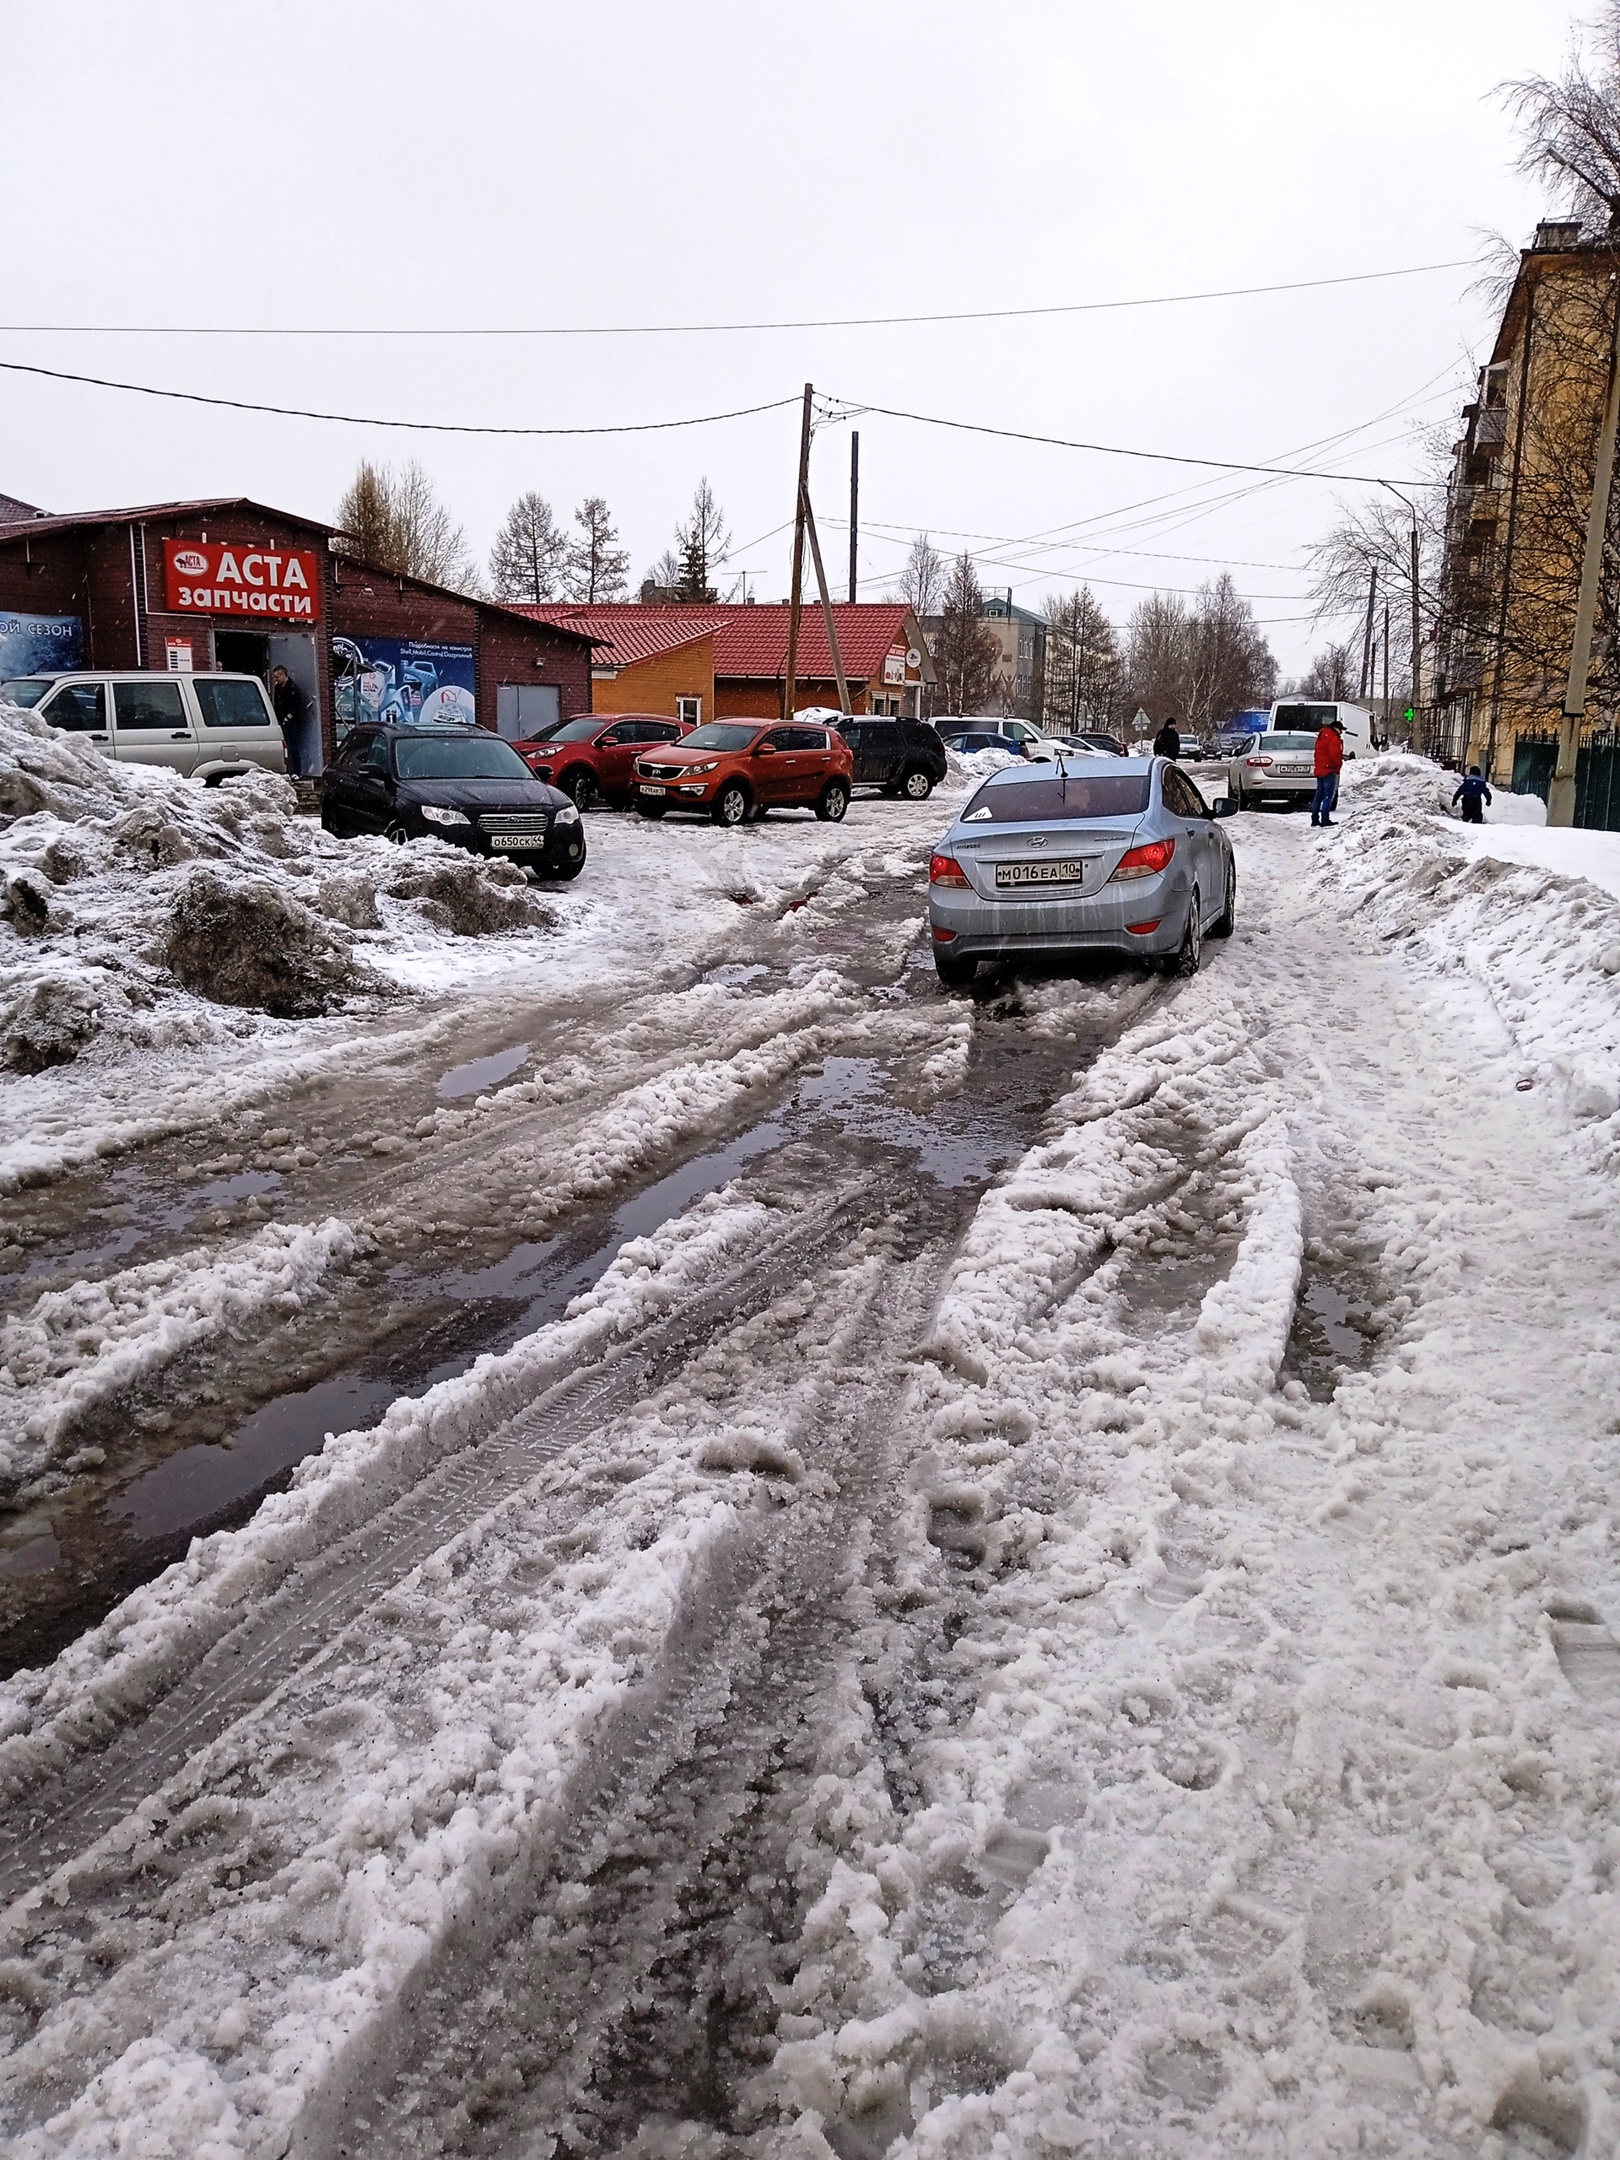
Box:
[5,759,1620,2158]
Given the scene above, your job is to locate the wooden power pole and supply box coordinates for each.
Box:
[848,432,860,603]
[783,383,814,724]
[1551,294,1620,827]
[1359,565,1378,700]
[802,483,851,715]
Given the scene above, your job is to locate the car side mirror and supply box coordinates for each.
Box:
[756,742,776,756]
[1211,794,1238,818]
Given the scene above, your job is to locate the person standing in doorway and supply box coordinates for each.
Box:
[1452,765,1493,824]
[1152,715,1182,761]
[1311,715,1344,827]
[270,665,306,778]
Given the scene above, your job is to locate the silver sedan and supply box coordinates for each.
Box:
[927,756,1238,986]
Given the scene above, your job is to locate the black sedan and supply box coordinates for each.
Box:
[320,724,586,879]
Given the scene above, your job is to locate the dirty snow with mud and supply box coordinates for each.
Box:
[3,754,1620,2155]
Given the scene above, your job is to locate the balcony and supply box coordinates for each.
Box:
[1476,407,1509,454]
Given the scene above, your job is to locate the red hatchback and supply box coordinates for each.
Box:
[518,713,692,809]
[633,719,855,825]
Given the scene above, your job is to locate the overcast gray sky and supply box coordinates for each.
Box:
[0,0,1575,672]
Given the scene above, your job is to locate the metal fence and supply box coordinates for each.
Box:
[1512,729,1620,830]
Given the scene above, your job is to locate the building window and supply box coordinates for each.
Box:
[676,695,702,726]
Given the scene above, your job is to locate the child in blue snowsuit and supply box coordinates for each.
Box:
[1452,767,1493,824]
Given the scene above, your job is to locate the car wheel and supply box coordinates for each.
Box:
[901,766,934,801]
[565,770,595,812]
[635,801,667,820]
[553,855,588,881]
[1167,887,1203,976]
[1207,857,1236,938]
[816,780,850,822]
[935,949,977,988]
[713,781,750,826]
[383,820,412,846]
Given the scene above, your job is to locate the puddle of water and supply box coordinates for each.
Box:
[196,1170,282,1207]
[795,1057,1018,1189]
[438,1043,531,1099]
[1283,1271,1377,1401]
[107,1377,398,1544]
[702,963,770,988]
[0,1534,59,1581]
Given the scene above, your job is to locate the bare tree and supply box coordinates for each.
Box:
[1124,592,1192,723]
[488,490,570,604]
[1183,573,1278,732]
[564,497,630,603]
[1040,587,1122,731]
[933,553,1001,713]
[671,478,731,603]
[640,548,683,602]
[1502,7,1620,235]
[1289,642,1359,699]
[1308,446,1447,708]
[335,460,477,592]
[893,532,947,619]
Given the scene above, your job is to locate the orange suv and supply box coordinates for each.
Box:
[633,719,855,825]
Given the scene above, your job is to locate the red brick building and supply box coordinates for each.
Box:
[521,601,932,722]
[0,497,593,772]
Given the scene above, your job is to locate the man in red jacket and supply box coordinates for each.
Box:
[1311,717,1345,827]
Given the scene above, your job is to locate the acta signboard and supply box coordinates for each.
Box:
[162,539,321,620]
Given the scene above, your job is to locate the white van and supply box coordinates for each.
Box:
[1267,699,1374,759]
[1,671,287,782]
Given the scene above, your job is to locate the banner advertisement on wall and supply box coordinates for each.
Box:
[0,611,83,676]
[332,635,476,733]
[163,539,322,620]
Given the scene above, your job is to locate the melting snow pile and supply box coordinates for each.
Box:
[0,702,550,1073]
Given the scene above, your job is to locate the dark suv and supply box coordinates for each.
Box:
[829,713,947,800]
[321,723,586,878]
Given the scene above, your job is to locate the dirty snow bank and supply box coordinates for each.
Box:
[0,701,550,1078]
[1318,754,1620,1148]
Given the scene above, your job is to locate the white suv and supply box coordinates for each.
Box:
[2,671,287,783]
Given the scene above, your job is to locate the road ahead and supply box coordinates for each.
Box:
[3,771,1619,2159]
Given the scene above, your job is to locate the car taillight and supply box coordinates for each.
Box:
[1109,837,1175,882]
[1244,754,1274,768]
[929,852,971,888]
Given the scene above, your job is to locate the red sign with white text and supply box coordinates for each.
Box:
[163,539,322,620]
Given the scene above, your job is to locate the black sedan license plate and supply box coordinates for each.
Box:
[995,858,1087,888]
[489,835,540,851]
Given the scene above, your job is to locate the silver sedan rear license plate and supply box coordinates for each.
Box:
[489,834,540,851]
[995,858,1088,888]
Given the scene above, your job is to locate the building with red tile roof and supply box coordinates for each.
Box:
[520,601,933,723]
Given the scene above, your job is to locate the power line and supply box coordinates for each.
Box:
[0,259,1474,341]
[0,360,799,437]
[820,393,1442,487]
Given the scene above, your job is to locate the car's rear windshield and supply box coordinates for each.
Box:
[394,734,530,780]
[1,678,52,708]
[548,719,602,743]
[1273,703,1337,730]
[963,774,1151,823]
[1260,734,1318,753]
[678,722,759,751]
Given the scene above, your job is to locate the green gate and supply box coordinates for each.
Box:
[1512,730,1620,830]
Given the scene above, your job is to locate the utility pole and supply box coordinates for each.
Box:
[1359,565,1378,699]
[783,383,813,725]
[1551,284,1620,827]
[1410,522,1422,753]
[802,482,852,715]
[1382,601,1390,745]
[848,432,859,603]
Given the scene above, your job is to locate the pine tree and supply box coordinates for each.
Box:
[488,491,570,604]
[564,497,630,603]
[335,460,477,591]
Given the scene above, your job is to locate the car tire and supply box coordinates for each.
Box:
[1166,888,1203,976]
[713,781,750,826]
[935,949,977,988]
[634,802,666,820]
[1207,857,1236,938]
[565,770,594,812]
[816,780,850,822]
[900,766,934,801]
[553,854,588,881]
[383,820,412,846]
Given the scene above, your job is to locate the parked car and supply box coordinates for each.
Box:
[934,716,1075,761]
[822,711,947,799]
[927,756,1237,986]
[3,670,286,782]
[632,719,854,825]
[321,722,586,878]
[516,713,692,809]
[1072,730,1129,757]
[1225,730,1320,809]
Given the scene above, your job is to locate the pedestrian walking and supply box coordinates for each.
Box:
[1452,766,1493,825]
[1152,716,1182,761]
[1311,715,1344,827]
[270,665,307,778]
